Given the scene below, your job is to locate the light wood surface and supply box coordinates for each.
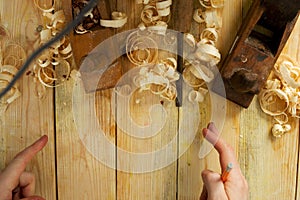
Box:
[0,0,56,199]
[1,0,300,199]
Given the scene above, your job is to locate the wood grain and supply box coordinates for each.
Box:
[178,0,244,199]
[56,1,117,200]
[2,0,300,199]
[55,78,117,199]
[0,0,56,199]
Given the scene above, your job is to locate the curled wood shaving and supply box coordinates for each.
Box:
[272,123,291,138]
[34,0,55,13]
[141,5,161,25]
[126,31,158,66]
[259,89,289,116]
[183,64,206,88]
[193,9,205,24]
[0,30,25,111]
[147,21,168,35]
[259,55,300,138]
[188,87,208,103]
[3,43,26,67]
[203,9,222,28]
[32,6,73,97]
[184,33,196,48]
[133,59,179,101]
[138,0,172,34]
[200,27,219,45]
[195,43,221,65]
[184,0,224,104]
[100,12,128,28]
[0,41,24,111]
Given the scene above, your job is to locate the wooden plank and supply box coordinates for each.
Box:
[0,0,56,199]
[56,1,117,200]
[241,15,300,200]
[239,99,299,199]
[55,77,117,199]
[116,88,178,199]
[178,0,244,198]
[115,1,177,199]
[178,97,241,199]
[291,15,300,200]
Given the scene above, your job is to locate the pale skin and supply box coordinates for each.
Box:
[200,122,249,200]
[0,135,48,200]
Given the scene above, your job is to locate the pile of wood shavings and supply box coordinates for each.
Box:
[0,24,25,114]
[259,55,300,138]
[32,1,73,98]
[182,0,224,103]
[126,0,177,101]
[126,0,225,102]
[137,0,172,35]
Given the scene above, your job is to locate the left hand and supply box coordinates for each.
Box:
[0,135,48,200]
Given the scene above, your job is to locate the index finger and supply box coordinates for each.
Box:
[0,135,48,189]
[202,123,240,174]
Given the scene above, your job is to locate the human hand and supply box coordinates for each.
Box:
[0,135,48,200]
[200,123,248,200]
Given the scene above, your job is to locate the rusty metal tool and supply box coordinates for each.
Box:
[171,0,194,107]
[215,0,300,108]
[67,0,122,92]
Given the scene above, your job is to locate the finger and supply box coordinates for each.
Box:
[20,196,45,200]
[0,135,48,190]
[19,172,36,197]
[207,122,218,134]
[199,185,207,200]
[202,126,240,174]
[201,170,228,199]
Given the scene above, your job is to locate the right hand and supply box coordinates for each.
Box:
[200,122,248,200]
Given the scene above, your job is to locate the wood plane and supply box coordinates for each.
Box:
[216,0,300,108]
[63,0,122,92]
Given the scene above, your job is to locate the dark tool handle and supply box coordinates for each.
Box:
[175,32,184,107]
[172,0,194,107]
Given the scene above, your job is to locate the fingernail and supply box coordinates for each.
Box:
[207,122,214,129]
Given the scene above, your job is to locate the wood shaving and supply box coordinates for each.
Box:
[272,123,291,138]
[184,0,224,103]
[184,33,196,48]
[100,12,128,28]
[259,55,300,138]
[133,60,179,101]
[193,9,205,24]
[126,31,158,66]
[139,0,172,34]
[130,0,224,103]
[188,87,208,103]
[0,42,23,113]
[34,0,55,13]
[32,6,73,97]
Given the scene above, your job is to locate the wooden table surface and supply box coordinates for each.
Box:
[0,0,300,199]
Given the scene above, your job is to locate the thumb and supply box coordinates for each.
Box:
[201,170,227,199]
[20,196,45,200]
